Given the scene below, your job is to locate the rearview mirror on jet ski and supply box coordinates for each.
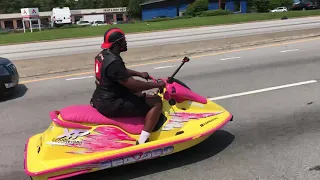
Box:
[167,57,190,84]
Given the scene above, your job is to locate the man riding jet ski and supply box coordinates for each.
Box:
[90,28,166,145]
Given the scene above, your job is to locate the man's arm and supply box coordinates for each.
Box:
[127,69,141,77]
[107,61,161,92]
[119,77,161,92]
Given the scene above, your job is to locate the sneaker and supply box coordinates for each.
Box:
[136,138,149,145]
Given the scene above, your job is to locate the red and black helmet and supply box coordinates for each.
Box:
[101,28,126,49]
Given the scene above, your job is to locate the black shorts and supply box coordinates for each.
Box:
[93,93,152,117]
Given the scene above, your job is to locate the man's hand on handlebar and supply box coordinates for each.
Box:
[141,74,165,93]
[139,72,150,80]
[156,81,165,88]
[156,81,166,93]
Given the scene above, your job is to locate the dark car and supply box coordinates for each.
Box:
[290,2,318,10]
[0,57,19,98]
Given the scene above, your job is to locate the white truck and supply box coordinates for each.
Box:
[76,14,106,26]
[51,7,72,27]
[81,14,105,23]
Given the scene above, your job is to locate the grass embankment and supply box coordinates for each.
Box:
[1,10,320,45]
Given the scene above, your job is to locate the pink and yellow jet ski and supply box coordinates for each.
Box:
[24,57,233,180]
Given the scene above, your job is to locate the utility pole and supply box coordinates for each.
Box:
[176,0,181,16]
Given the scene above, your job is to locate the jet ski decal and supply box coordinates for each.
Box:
[162,111,224,131]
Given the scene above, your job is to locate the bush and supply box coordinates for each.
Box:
[253,0,270,12]
[59,24,89,29]
[185,0,209,16]
[145,17,173,22]
[145,15,193,22]
[0,31,10,35]
[174,15,193,19]
[199,9,233,17]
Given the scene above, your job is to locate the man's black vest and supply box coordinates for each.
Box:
[93,49,129,100]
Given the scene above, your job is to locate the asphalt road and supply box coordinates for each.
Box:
[1,38,320,180]
[2,16,320,60]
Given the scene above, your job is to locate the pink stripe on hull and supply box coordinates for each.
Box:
[48,169,92,180]
[24,114,233,177]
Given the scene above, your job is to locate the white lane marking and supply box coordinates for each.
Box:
[209,80,317,101]
[280,49,299,53]
[154,65,176,69]
[66,76,94,81]
[220,56,241,61]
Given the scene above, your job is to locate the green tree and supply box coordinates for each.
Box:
[128,0,141,18]
[0,0,25,13]
[185,0,209,16]
[268,0,293,9]
[253,0,270,12]
[103,0,129,8]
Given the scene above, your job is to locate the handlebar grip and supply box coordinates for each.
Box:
[149,76,157,83]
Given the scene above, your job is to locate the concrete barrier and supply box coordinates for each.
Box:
[14,27,320,79]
